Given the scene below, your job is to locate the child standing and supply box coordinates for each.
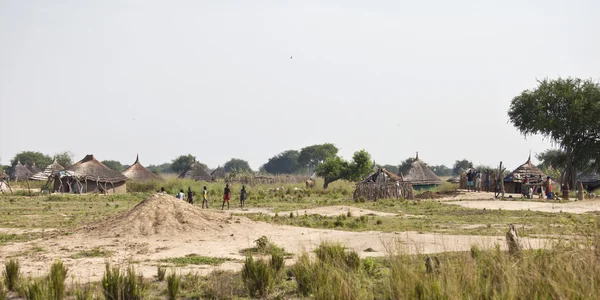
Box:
[176,189,185,200]
[202,186,209,208]
[240,185,247,208]
[221,184,231,210]
[187,186,194,205]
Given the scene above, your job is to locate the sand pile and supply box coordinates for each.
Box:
[85,193,231,238]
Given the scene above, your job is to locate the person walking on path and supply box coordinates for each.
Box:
[176,189,185,200]
[202,186,209,208]
[240,185,247,208]
[221,184,231,210]
[187,186,194,205]
[485,171,491,192]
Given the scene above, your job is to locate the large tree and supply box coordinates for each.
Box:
[398,157,418,176]
[430,165,452,177]
[10,151,52,169]
[298,143,339,171]
[54,151,74,168]
[102,160,125,172]
[223,158,252,173]
[147,163,173,175]
[508,78,600,188]
[315,150,373,188]
[171,154,201,175]
[452,159,473,175]
[262,150,301,174]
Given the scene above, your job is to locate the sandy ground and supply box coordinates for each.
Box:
[445,199,600,214]
[229,205,399,217]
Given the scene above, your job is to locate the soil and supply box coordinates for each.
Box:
[230,205,398,217]
[446,199,600,214]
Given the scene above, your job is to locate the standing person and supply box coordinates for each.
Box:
[202,186,209,208]
[475,171,482,192]
[176,189,185,200]
[538,175,545,199]
[546,176,553,199]
[485,170,491,192]
[221,183,231,210]
[240,185,247,208]
[187,186,194,205]
[466,170,474,192]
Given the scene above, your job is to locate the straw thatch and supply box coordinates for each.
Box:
[122,155,161,181]
[354,168,414,201]
[178,161,212,181]
[26,163,41,174]
[401,154,443,187]
[29,158,65,181]
[53,154,127,194]
[503,156,546,194]
[578,172,600,192]
[10,161,32,181]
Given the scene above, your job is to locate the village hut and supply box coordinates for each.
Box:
[26,163,41,175]
[210,166,226,180]
[503,155,546,194]
[29,158,65,181]
[53,154,128,194]
[354,168,414,201]
[178,161,212,181]
[121,155,161,181]
[401,153,443,190]
[578,172,600,192]
[9,161,32,181]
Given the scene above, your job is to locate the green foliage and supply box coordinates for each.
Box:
[146,162,172,175]
[101,264,145,300]
[452,159,473,175]
[166,271,180,300]
[101,160,125,172]
[123,265,145,300]
[3,259,20,291]
[159,254,231,266]
[48,260,68,300]
[262,150,302,174]
[298,143,339,169]
[53,151,74,168]
[101,263,121,300]
[223,158,252,173]
[241,256,274,298]
[430,164,452,176]
[0,280,6,300]
[10,151,52,169]
[380,164,399,174]
[398,157,418,175]
[316,150,373,188]
[170,154,200,175]
[73,283,94,300]
[70,247,112,259]
[24,279,48,300]
[157,266,166,282]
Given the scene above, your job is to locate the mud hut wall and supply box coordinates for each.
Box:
[353,182,413,201]
[54,177,126,194]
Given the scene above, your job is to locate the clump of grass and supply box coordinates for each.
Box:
[241,256,273,298]
[240,236,291,257]
[0,280,6,300]
[157,265,166,282]
[48,260,68,300]
[270,252,285,275]
[159,254,231,266]
[23,279,48,300]
[70,247,112,259]
[166,271,180,300]
[73,283,94,300]
[123,265,145,300]
[101,263,121,300]
[3,259,20,291]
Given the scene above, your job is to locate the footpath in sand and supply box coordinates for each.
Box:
[446,199,600,214]
[229,205,399,217]
[0,194,549,281]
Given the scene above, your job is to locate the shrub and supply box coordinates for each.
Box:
[3,259,20,291]
[0,280,6,300]
[241,256,273,298]
[166,271,180,300]
[157,265,166,282]
[48,260,68,300]
[24,279,48,300]
[73,283,94,300]
[376,219,383,225]
[123,265,144,300]
[101,263,121,300]
[270,252,285,275]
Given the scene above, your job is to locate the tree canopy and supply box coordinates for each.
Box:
[452,159,473,175]
[430,165,452,177]
[10,151,52,169]
[261,150,301,174]
[298,144,339,170]
[102,160,125,172]
[398,157,417,176]
[508,78,600,187]
[315,150,373,188]
[171,154,199,175]
[54,151,74,168]
[223,158,252,173]
[147,163,173,175]
[380,164,399,174]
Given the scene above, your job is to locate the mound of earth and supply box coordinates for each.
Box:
[84,193,231,238]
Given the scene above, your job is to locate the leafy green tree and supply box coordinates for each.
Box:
[147,163,173,175]
[316,150,373,188]
[10,151,52,169]
[430,165,452,177]
[102,160,125,172]
[381,164,399,174]
[171,154,201,175]
[536,149,567,171]
[508,78,600,188]
[398,158,418,176]
[262,150,302,174]
[452,159,473,175]
[298,144,339,170]
[54,151,74,167]
[223,158,252,173]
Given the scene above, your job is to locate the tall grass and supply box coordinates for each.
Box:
[166,271,180,300]
[48,260,68,300]
[101,263,145,300]
[23,279,48,300]
[0,280,6,300]
[241,256,274,298]
[156,265,166,282]
[3,259,20,291]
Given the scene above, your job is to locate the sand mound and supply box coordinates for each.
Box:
[85,193,231,238]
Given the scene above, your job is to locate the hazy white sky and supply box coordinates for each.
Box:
[1,0,598,170]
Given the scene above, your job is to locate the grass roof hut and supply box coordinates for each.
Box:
[53,154,128,194]
[578,172,600,192]
[30,158,65,181]
[401,153,443,190]
[210,165,226,180]
[122,155,161,181]
[9,160,32,181]
[26,163,41,175]
[503,155,546,194]
[354,168,414,201]
[178,161,212,182]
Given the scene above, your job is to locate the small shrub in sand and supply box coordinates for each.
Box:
[166,271,180,300]
[48,260,68,300]
[156,266,166,282]
[101,263,145,300]
[0,280,6,300]
[241,256,273,298]
[3,259,20,291]
[73,283,94,300]
[23,279,48,300]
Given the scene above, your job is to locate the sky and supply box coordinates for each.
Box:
[1,0,599,171]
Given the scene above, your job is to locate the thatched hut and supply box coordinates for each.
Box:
[10,161,32,181]
[354,168,414,201]
[503,156,546,194]
[26,163,41,175]
[401,153,443,190]
[178,161,212,181]
[210,166,226,180]
[30,158,65,181]
[578,172,600,192]
[53,154,127,194]
[122,155,161,181]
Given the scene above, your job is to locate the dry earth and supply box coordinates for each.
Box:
[229,205,399,217]
[446,199,600,214]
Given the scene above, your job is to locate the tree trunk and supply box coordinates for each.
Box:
[323,177,336,189]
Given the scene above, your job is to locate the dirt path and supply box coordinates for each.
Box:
[229,205,398,217]
[445,200,600,214]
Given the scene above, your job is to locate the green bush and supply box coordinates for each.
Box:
[157,266,166,282]
[166,271,180,300]
[123,265,144,300]
[24,279,48,300]
[73,283,94,300]
[3,259,20,291]
[101,263,121,300]
[0,280,6,300]
[48,260,68,300]
[270,252,285,275]
[241,256,273,298]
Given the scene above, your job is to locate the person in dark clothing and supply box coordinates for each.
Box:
[160,187,166,193]
[221,184,231,210]
[466,170,474,192]
[187,186,194,205]
[240,185,247,208]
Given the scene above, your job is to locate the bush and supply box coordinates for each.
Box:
[48,260,68,300]
[241,256,273,298]
[270,252,285,275]
[24,279,48,300]
[123,265,144,300]
[0,280,6,300]
[3,259,20,291]
[157,266,166,282]
[101,263,121,300]
[73,283,94,300]
[166,271,180,300]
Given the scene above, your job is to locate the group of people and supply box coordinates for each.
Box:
[524,175,553,199]
[166,184,247,209]
[466,169,492,192]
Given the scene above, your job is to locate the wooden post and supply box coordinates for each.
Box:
[26,177,31,197]
[577,182,584,201]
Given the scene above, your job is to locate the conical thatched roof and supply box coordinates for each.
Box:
[360,168,404,183]
[63,154,128,183]
[401,153,443,186]
[210,165,226,179]
[122,155,161,181]
[178,161,212,181]
[30,158,64,181]
[504,156,546,182]
[26,163,40,174]
[10,161,32,181]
